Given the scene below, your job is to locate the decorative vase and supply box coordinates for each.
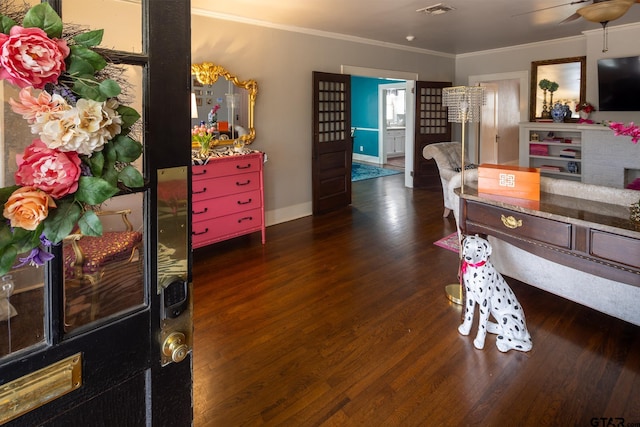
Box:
[551,103,565,123]
[579,111,590,121]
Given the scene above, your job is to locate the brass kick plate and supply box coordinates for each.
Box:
[0,353,82,424]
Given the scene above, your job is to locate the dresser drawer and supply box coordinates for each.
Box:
[192,172,260,201]
[192,189,262,222]
[192,208,263,247]
[466,201,572,249]
[192,154,262,181]
[590,230,640,269]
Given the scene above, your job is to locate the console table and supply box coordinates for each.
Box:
[458,189,640,288]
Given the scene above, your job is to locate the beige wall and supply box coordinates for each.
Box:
[192,15,455,225]
[192,15,640,226]
[456,23,640,126]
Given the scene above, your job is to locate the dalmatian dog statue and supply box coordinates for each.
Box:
[457,235,532,353]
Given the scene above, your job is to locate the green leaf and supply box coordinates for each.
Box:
[0,246,18,276]
[66,57,95,78]
[78,210,102,237]
[0,185,20,204]
[75,176,119,205]
[118,166,144,188]
[113,135,143,162]
[0,15,17,34]
[117,106,141,128]
[73,29,104,48]
[43,200,82,244]
[104,142,117,163]
[73,76,101,101]
[87,151,105,177]
[102,167,119,187]
[98,79,121,98]
[23,3,63,39]
[69,46,107,72]
[11,225,42,254]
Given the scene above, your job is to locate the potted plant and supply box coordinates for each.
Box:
[576,102,596,122]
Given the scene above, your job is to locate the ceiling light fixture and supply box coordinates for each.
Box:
[406,35,415,41]
[416,3,456,16]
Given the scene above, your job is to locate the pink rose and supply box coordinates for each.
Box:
[15,139,81,199]
[9,87,68,124]
[3,186,56,231]
[0,26,70,89]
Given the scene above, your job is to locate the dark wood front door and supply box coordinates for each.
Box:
[413,81,452,188]
[312,72,352,215]
[0,0,192,425]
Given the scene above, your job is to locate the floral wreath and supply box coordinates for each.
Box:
[0,3,143,275]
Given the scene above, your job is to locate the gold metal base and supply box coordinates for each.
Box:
[445,284,463,305]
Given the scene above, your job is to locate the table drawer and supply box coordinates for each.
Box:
[192,154,262,181]
[466,201,572,249]
[192,208,263,247]
[192,189,262,222]
[192,172,260,201]
[590,230,640,269]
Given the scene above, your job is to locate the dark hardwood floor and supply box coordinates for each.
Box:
[192,173,640,426]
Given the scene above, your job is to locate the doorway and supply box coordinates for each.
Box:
[342,66,418,188]
[469,72,528,165]
[379,82,407,171]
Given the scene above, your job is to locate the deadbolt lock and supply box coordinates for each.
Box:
[162,332,189,363]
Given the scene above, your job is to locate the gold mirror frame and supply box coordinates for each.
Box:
[190,62,257,146]
[529,56,586,122]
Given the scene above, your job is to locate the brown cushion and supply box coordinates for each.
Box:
[63,231,142,279]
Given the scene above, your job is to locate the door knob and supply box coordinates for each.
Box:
[162,332,189,363]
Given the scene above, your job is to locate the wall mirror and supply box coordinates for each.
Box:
[190,62,257,146]
[530,56,586,122]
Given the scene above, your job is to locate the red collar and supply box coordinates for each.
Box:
[461,260,486,275]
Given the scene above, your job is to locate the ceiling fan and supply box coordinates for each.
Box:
[520,0,639,51]
[559,0,639,24]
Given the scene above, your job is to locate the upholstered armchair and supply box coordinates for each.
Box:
[63,209,143,322]
[422,141,465,217]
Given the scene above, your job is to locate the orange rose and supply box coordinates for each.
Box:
[3,186,56,230]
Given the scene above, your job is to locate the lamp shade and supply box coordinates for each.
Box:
[442,86,485,123]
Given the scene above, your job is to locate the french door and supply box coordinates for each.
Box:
[413,81,452,188]
[312,71,352,214]
[0,0,192,425]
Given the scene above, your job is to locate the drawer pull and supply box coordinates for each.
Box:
[236,164,252,170]
[193,228,209,236]
[236,180,251,186]
[193,169,207,176]
[193,207,208,215]
[501,214,523,229]
[193,187,207,195]
[238,216,253,223]
[237,198,252,205]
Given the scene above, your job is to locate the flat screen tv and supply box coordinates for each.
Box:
[597,55,640,111]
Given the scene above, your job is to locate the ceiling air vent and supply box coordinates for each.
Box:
[416,3,456,15]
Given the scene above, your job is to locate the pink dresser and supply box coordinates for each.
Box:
[192,152,265,248]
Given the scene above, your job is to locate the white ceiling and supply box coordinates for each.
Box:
[191,0,640,55]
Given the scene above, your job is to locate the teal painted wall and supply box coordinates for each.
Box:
[351,76,402,157]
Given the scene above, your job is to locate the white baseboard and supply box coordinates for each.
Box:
[266,202,312,227]
[353,153,381,164]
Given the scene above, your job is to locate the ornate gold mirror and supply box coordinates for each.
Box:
[530,56,586,122]
[190,63,257,147]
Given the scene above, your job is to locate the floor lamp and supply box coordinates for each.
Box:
[441,86,485,304]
